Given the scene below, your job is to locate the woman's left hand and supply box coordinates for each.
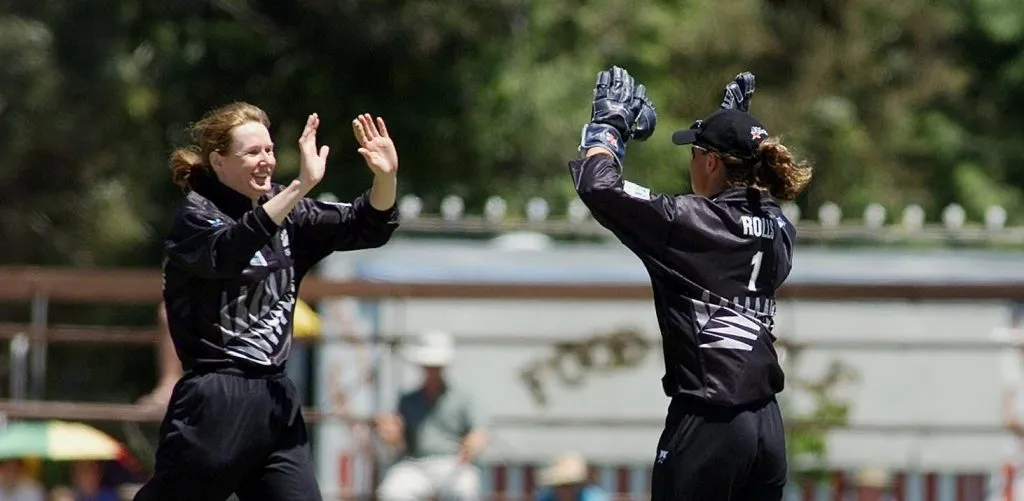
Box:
[352,113,398,177]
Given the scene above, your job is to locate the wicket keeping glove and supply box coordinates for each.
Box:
[580,66,641,165]
[720,71,756,112]
[631,83,657,142]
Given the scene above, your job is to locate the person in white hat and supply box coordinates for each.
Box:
[375,330,488,501]
[844,467,893,501]
[534,452,609,501]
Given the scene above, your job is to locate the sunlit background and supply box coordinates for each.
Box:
[4,1,1024,500]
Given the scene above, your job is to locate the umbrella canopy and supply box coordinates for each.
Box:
[0,420,132,462]
[293,298,321,339]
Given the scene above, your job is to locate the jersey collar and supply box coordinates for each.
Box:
[711,186,777,206]
[190,169,269,219]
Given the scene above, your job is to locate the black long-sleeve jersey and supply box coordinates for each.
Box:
[161,171,399,375]
[569,154,795,407]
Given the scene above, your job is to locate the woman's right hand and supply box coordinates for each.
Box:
[298,113,330,187]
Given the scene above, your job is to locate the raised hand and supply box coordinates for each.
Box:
[591,66,639,136]
[298,113,330,186]
[630,84,657,141]
[580,65,650,165]
[721,72,756,112]
[352,113,398,177]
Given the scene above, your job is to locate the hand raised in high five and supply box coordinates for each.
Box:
[352,113,398,177]
[720,72,756,112]
[298,112,330,186]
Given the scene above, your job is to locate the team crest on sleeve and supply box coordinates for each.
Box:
[622,180,651,201]
[750,126,768,141]
[605,131,619,148]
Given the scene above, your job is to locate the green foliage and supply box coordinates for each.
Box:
[779,348,858,480]
[4,0,1024,265]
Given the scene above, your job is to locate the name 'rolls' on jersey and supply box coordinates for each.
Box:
[569,153,795,407]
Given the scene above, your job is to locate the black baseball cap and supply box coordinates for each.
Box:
[671,108,769,160]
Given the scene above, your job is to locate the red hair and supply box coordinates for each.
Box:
[169,102,271,189]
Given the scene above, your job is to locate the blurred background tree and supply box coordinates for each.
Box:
[4,0,1024,267]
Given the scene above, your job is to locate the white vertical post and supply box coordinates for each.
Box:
[9,333,29,401]
[315,252,383,500]
[29,291,48,399]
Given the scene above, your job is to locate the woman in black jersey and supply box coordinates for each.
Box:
[133,103,400,501]
[571,67,813,501]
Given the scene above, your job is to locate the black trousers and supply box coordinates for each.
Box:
[650,396,787,501]
[132,370,322,501]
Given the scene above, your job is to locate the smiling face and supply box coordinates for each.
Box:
[209,121,276,201]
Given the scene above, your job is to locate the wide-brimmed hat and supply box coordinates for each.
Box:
[403,330,455,367]
[538,452,589,487]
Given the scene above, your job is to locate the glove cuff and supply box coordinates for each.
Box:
[579,123,626,165]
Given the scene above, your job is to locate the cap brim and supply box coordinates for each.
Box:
[671,129,698,146]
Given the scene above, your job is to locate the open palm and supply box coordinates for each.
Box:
[298,112,329,186]
[352,113,398,176]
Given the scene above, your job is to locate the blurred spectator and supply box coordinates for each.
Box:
[844,467,893,501]
[46,487,73,501]
[535,452,608,501]
[68,461,117,501]
[376,330,487,501]
[0,459,44,501]
[135,302,183,409]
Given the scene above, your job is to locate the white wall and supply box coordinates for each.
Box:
[316,295,1018,472]
[309,238,1024,493]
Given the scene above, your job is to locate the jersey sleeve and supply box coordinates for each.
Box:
[164,202,280,278]
[290,191,400,268]
[568,154,676,256]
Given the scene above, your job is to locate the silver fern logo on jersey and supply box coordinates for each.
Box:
[691,298,761,351]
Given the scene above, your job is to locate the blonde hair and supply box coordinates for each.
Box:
[721,137,813,201]
[169,102,271,189]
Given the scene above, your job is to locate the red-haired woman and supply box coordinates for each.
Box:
[133,103,400,501]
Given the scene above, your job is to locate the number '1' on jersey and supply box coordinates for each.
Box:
[569,154,796,407]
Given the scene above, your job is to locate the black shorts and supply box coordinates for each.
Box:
[650,396,787,501]
[132,370,321,501]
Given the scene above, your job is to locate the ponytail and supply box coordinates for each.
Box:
[753,138,813,201]
[168,145,207,190]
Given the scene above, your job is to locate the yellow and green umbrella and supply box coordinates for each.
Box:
[0,420,133,463]
[293,298,321,339]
